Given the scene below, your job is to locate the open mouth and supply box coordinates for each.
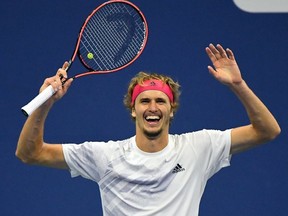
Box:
[145,115,161,123]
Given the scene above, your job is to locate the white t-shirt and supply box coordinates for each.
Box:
[62,129,231,216]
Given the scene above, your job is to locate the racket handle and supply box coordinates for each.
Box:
[21,85,55,117]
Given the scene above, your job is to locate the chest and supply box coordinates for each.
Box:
[99,146,203,195]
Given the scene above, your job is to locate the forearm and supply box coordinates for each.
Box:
[16,102,53,163]
[206,44,280,153]
[230,80,281,142]
[16,63,72,165]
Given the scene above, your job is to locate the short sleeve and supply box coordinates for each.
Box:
[203,129,231,178]
[62,141,111,182]
[180,129,232,180]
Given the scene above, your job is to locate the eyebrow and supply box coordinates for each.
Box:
[139,97,168,102]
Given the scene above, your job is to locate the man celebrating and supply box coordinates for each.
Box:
[16,44,280,215]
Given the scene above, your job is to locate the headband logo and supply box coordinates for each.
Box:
[149,81,156,86]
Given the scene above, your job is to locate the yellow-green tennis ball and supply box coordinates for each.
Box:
[87,52,94,59]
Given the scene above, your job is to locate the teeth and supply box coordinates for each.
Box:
[146,116,160,120]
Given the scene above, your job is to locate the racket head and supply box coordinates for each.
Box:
[72,0,148,78]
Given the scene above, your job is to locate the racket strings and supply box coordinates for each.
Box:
[88,5,142,67]
[79,2,146,71]
[83,16,117,69]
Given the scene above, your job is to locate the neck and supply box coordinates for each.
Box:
[135,130,169,153]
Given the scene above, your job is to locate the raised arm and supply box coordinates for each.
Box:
[16,62,73,169]
[205,44,281,154]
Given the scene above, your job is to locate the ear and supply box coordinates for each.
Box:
[170,110,174,118]
[131,108,136,118]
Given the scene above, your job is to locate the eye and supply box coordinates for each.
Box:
[140,98,150,104]
[156,98,166,104]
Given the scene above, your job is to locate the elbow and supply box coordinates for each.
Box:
[262,125,281,143]
[270,125,281,140]
[15,150,29,164]
[15,139,44,165]
[15,149,37,165]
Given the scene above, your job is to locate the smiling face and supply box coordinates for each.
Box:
[132,90,174,139]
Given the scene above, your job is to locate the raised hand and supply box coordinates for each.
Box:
[205,44,243,86]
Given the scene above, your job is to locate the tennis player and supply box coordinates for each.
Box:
[16,44,280,215]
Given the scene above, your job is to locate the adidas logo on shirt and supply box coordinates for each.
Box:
[172,163,185,174]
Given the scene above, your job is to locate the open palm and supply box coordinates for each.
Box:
[206,44,242,86]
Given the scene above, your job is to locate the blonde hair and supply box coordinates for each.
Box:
[123,72,181,117]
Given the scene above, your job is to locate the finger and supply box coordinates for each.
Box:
[226,48,235,60]
[42,77,60,93]
[207,65,218,79]
[205,46,217,63]
[62,61,70,70]
[216,44,228,58]
[63,78,73,90]
[52,74,64,91]
[56,64,69,85]
[57,68,68,77]
[52,79,60,92]
[208,43,222,60]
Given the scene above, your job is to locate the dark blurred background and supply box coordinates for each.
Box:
[1,0,287,215]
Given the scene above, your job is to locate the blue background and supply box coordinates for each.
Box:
[1,0,287,215]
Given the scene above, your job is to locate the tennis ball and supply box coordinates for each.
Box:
[87,52,94,59]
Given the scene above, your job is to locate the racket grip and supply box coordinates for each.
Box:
[21,85,55,116]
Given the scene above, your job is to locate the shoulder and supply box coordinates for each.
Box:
[171,129,230,140]
[169,129,231,149]
[62,137,134,156]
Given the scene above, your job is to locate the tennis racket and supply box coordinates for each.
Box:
[21,0,148,116]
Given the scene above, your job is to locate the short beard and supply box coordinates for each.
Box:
[143,128,163,139]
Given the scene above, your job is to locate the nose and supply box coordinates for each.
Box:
[148,100,158,111]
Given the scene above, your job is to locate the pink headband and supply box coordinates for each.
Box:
[131,79,174,105]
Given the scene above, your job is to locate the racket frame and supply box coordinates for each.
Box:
[69,0,148,79]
